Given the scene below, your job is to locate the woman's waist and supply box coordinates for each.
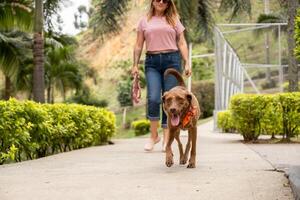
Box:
[146,50,179,56]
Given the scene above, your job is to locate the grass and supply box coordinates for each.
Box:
[113,104,147,139]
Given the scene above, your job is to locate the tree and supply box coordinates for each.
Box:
[45,46,83,103]
[32,0,45,103]
[287,0,299,92]
[0,0,33,100]
[32,0,65,103]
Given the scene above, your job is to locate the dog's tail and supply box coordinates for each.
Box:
[164,68,185,87]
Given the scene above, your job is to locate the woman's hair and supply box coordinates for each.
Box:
[147,0,179,27]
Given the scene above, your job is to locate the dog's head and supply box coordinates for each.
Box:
[162,89,192,127]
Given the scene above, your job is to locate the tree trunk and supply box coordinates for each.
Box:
[51,85,54,103]
[4,76,12,100]
[47,85,51,103]
[33,0,45,103]
[287,0,299,92]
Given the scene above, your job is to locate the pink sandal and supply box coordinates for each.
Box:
[144,136,161,151]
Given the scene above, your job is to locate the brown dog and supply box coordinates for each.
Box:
[162,68,201,168]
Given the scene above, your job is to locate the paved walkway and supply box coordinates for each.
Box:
[0,121,294,200]
[247,142,300,200]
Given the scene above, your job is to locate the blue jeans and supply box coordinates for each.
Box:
[144,51,182,128]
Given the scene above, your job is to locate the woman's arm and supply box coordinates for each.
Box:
[177,33,191,77]
[132,31,145,75]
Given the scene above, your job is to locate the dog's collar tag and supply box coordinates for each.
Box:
[182,106,197,128]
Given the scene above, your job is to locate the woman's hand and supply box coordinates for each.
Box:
[184,63,192,77]
[131,65,139,76]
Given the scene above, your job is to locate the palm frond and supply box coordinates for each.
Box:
[219,0,252,22]
[175,0,214,43]
[89,0,129,38]
[0,31,32,80]
[254,13,287,38]
[0,1,33,31]
[195,0,214,42]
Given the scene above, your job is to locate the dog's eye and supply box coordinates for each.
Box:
[166,98,172,104]
[176,97,185,104]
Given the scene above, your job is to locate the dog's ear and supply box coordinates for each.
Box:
[186,93,192,103]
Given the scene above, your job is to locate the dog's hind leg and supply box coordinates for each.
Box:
[174,131,184,165]
[187,127,197,168]
[165,130,175,167]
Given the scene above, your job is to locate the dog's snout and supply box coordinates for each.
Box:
[170,108,176,113]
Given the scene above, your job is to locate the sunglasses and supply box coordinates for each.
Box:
[154,0,170,4]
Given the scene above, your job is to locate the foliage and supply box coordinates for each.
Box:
[191,58,214,81]
[0,98,115,164]
[117,78,133,107]
[217,110,236,133]
[131,119,150,136]
[295,9,300,60]
[174,0,214,42]
[219,0,252,22]
[230,94,269,141]
[89,0,129,38]
[229,93,300,142]
[66,87,108,108]
[192,80,214,119]
[0,0,33,31]
[260,78,277,90]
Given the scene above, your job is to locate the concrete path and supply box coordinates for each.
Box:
[0,121,294,200]
[247,142,300,200]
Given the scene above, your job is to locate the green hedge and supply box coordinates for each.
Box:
[217,110,236,133]
[0,99,116,164]
[131,119,150,136]
[219,93,300,142]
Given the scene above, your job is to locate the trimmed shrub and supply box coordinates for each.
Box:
[0,99,116,164]
[230,94,268,141]
[192,80,214,119]
[131,119,150,136]
[229,93,300,142]
[217,110,236,133]
[276,93,300,140]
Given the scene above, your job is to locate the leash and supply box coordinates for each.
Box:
[132,73,141,104]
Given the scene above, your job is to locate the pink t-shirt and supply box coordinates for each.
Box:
[137,16,185,52]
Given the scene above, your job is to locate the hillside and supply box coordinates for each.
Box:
[77,0,147,71]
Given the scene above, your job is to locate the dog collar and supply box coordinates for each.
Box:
[182,106,197,128]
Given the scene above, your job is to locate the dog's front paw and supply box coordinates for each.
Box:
[179,157,187,165]
[166,159,174,167]
[187,162,196,168]
[165,153,174,167]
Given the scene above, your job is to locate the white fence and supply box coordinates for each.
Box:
[213,23,287,130]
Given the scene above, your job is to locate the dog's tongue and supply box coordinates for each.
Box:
[171,114,180,126]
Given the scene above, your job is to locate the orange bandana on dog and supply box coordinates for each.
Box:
[182,106,197,128]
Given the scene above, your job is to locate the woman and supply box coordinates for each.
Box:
[131,0,191,151]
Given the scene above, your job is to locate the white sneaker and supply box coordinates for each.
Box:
[144,136,161,151]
